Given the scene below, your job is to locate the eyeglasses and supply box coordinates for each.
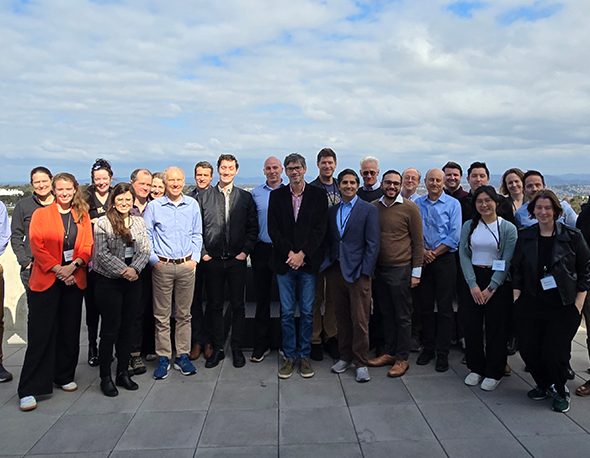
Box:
[286,165,303,172]
[383,180,401,187]
[362,170,377,177]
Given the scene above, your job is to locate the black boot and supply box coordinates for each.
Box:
[100,376,118,397]
[116,371,139,391]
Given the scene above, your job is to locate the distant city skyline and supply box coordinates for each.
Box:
[1,1,589,181]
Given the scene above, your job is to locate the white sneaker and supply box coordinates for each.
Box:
[464,372,483,386]
[19,396,37,411]
[60,382,78,392]
[480,377,501,391]
[355,366,371,383]
[331,360,352,374]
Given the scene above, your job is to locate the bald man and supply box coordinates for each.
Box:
[144,166,203,380]
[415,169,461,372]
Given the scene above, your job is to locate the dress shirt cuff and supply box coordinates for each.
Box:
[411,267,422,278]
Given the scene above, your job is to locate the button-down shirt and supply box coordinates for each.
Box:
[143,195,203,265]
[218,183,233,223]
[416,192,461,252]
[362,181,381,192]
[0,201,10,256]
[515,199,578,229]
[336,195,358,237]
[252,181,284,243]
[290,183,305,222]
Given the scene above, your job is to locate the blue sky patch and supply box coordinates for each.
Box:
[497,2,563,25]
[446,1,487,18]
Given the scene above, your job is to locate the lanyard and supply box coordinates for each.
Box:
[482,219,500,250]
[64,212,73,242]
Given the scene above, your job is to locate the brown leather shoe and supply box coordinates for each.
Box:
[367,354,396,367]
[189,343,202,361]
[575,380,590,397]
[387,360,409,378]
[203,343,214,360]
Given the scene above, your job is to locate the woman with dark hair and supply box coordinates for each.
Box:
[512,190,590,412]
[18,173,93,411]
[85,158,114,367]
[93,183,150,396]
[499,168,525,215]
[459,185,517,391]
[11,167,55,293]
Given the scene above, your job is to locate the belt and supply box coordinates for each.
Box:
[157,255,192,264]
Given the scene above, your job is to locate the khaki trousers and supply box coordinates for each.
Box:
[152,262,195,359]
[312,271,338,344]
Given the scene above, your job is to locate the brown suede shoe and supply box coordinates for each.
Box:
[203,343,214,360]
[189,343,202,361]
[367,354,396,367]
[387,360,409,378]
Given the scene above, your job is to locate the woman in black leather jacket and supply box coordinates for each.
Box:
[512,190,590,413]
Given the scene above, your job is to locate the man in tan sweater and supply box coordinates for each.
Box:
[368,170,424,377]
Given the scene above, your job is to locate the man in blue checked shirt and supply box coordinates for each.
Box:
[144,166,203,380]
[415,168,462,373]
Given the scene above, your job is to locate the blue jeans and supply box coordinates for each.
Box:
[276,269,316,360]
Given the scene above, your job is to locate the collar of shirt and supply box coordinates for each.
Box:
[217,183,233,196]
[340,195,359,210]
[427,191,451,205]
[160,195,188,207]
[264,180,283,191]
[290,182,305,197]
[363,181,381,191]
[378,192,404,208]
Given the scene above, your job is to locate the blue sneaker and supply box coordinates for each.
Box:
[174,354,197,376]
[153,357,170,380]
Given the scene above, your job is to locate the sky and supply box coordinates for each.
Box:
[1,0,589,183]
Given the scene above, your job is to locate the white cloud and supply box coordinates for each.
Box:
[1,0,589,183]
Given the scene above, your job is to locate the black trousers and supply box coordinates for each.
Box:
[463,267,509,380]
[95,274,141,377]
[190,262,210,346]
[251,242,275,350]
[203,258,247,351]
[129,266,155,355]
[18,281,83,398]
[84,270,100,344]
[420,252,456,355]
[375,264,413,360]
[518,296,581,397]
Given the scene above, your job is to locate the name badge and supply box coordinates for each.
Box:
[125,246,135,259]
[63,249,74,262]
[540,275,557,290]
[492,260,506,272]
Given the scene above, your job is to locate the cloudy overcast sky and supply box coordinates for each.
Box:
[1,0,588,183]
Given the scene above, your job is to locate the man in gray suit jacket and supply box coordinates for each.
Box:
[323,169,380,383]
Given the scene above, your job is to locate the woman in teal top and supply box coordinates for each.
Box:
[459,185,517,391]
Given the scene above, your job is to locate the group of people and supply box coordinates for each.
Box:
[0,150,589,416]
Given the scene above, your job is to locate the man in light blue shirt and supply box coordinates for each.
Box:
[0,201,13,382]
[515,170,578,228]
[415,168,462,373]
[144,166,203,380]
[250,156,284,362]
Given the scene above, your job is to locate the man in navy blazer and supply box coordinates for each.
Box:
[324,169,380,383]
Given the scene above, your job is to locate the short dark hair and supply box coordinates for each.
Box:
[337,168,360,185]
[194,161,213,176]
[317,148,337,163]
[468,161,490,178]
[527,189,562,220]
[130,168,152,182]
[91,158,113,179]
[217,154,239,170]
[523,170,545,187]
[30,166,52,183]
[284,153,306,169]
[382,169,402,180]
[499,168,524,195]
[442,161,463,176]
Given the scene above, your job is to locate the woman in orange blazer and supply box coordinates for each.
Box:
[18,172,93,412]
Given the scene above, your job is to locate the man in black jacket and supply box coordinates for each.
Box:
[198,154,258,369]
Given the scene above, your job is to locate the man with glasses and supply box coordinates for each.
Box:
[401,168,422,202]
[269,154,328,379]
[357,156,383,202]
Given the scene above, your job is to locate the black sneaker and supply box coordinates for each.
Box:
[435,353,449,372]
[0,363,13,383]
[527,386,549,401]
[250,348,270,363]
[552,394,571,413]
[324,337,340,360]
[416,350,434,365]
[310,344,324,361]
